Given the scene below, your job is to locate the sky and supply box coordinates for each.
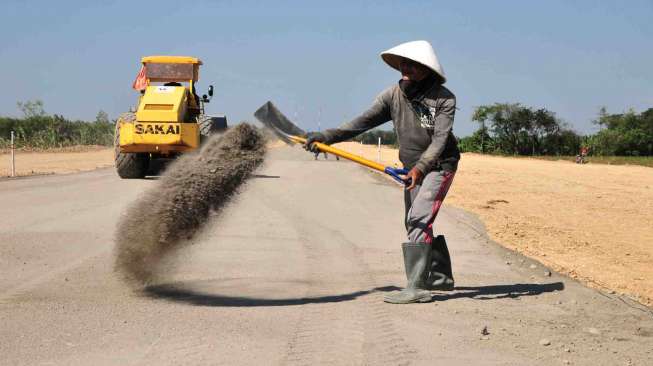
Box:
[0,0,651,137]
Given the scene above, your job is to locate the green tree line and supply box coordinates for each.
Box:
[355,103,652,157]
[460,103,582,156]
[584,107,653,156]
[459,103,652,157]
[4,99,651,157]
[0,100,114,149]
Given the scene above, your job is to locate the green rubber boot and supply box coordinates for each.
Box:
[425,235,454,291]
[384,243,432,304]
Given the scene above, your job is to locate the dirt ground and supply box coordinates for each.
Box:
[5,147,653,366]
[0,146,113,177]
[3,143,652,308]
[335,142,653,307]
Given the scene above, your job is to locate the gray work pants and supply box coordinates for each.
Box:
[404,169,456,244]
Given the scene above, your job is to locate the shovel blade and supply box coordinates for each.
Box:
[254,101,306,144]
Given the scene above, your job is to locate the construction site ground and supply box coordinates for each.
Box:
[0,146,113,177]
[334,142,653,308]
[3,143,651,306]
[1,145,652,365]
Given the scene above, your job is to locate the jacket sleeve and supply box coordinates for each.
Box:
[321,90,392,144]
[414,96,456,173]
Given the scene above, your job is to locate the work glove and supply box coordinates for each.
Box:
[303,132,327,153]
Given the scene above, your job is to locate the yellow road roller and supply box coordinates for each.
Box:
[114,56,227,178]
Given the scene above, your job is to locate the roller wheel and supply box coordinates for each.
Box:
[114,112,149,179]
[199,115,228,143]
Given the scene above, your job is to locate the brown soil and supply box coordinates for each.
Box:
[335,142,653,307]
[0,143,281,177]
[0,147,113,177]
[3,140,651,306]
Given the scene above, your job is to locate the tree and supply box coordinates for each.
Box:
[471,103,578,155]
[457,127,493,153]
[590,107,653,156]
[1,100,115,148]
[17,100,46,118]
[472,103,533,154]
[95,110,110,124]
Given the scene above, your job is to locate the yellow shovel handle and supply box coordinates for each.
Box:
[290,135,386,173]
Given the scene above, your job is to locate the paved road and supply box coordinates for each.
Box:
[1,146,652,365]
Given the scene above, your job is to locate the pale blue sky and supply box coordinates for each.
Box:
[1,0,651,136]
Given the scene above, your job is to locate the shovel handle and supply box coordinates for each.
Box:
[384,167,410,184]
[293,135,410,185]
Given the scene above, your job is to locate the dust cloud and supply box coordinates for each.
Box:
[114,124,267,287]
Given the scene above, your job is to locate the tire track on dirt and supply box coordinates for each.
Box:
[254,189,419,365]
[280,233,365,365]
[335,234,417,366]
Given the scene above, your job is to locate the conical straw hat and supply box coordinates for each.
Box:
[380,40,446,83]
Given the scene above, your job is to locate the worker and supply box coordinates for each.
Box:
[304,40,460,304]
[314,150,328,160]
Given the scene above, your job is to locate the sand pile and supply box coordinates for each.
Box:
[114,124,266,287]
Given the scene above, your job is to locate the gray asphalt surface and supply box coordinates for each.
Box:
[1,146,652,365]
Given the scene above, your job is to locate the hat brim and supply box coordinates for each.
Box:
[381,53,404,72]
[380,53,446,83]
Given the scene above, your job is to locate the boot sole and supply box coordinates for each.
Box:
[383,294,432,304]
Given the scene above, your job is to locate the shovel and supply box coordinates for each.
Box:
[254,101,409,184]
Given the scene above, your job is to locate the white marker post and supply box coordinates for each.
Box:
[10,130,16,177]
[377,137,381,163]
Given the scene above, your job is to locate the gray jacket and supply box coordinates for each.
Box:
[321,83,460,173]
